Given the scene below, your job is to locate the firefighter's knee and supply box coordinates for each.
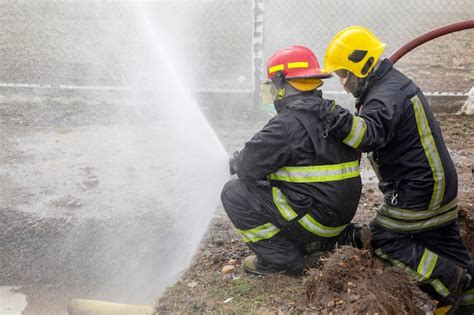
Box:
[221,179,253,220]
[221,178,244,207]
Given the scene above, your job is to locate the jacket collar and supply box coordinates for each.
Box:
[274,90,323,113]
[356,58,393,107]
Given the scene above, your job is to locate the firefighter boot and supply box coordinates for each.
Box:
[243,255,304,276]
[436,267,472,315]
[243,255,278,276]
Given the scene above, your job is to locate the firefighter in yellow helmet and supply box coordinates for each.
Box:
[220,45,369,276]
[317,26,473,314]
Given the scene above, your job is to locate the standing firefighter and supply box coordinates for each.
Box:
[319,26,473,314]
[221,45,368,276]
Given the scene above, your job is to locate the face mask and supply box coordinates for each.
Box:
[337,70,359,97]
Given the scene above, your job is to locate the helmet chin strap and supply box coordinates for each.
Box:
[354,60,380,98]
[271,71,285,88]
[354,77,366,98]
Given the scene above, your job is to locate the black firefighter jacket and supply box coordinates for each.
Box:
[233,91,362,230]
[326,59,458,233]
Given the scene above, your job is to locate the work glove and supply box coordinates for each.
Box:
[229,151,240,175]
[315,99,340,125]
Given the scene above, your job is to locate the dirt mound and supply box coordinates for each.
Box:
[304,247,434,314]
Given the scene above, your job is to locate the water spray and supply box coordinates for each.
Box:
[66,19,474,315]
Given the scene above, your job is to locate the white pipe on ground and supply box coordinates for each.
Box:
[68,299,154,315]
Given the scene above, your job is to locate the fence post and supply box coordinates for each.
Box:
[252,0,264,107]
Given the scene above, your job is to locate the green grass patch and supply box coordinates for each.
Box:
[231,278,255,295]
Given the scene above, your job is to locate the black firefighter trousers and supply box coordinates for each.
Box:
[371,222,474,309]
[221,179,358,274]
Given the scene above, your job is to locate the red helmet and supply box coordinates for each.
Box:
[267,45,331,80]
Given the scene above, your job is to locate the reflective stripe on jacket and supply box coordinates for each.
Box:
[234,91,362,229]
[327,59,458,232]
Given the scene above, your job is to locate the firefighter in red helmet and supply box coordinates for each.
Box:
[220,45,369,275]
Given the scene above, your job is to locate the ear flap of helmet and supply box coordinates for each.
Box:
[288,78,323,91]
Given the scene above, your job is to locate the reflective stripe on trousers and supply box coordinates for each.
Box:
[272,187,298,221]
[417,248,438,279]
[237,222,280,243]
[375,248,450,297]
[298,214,348,238]
[460,288,474,306]
[268,160,360,183]
[272,187,347,238]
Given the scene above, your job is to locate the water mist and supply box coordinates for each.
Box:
[0,1,229,312]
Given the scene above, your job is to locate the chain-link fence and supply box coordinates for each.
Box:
[183,0,474,96]
[260,0,474,94]
[0,1,471,97]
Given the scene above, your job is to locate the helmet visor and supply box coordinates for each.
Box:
[260,79,278,105]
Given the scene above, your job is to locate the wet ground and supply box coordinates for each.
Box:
[0,88,229,314]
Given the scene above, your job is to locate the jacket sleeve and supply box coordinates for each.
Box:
[328,99,398,152]
[235,118,291,180]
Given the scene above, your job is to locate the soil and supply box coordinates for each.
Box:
[155,112,474,314]
[304,247,434,314]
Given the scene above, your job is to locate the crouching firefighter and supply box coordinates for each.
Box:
[220,45,369,276]
[320,26,473,314]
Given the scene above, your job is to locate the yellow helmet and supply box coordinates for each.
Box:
[324,26,386,78]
